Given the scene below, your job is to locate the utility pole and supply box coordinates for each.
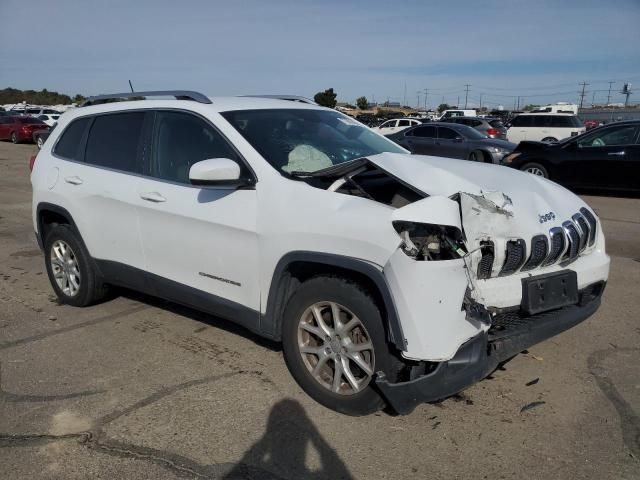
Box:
[423,88,428,110]
[403,82,407,108]
[516,96,520,110]
[457,95,460,108]
[416,91,421,109]
[591,91,596,107]
[578,81,589,110]
[606,81,615,106]
[479,93,483,110]
[464,84,471,109]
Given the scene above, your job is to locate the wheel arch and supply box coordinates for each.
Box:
[262,251,406,352]
[36,203,80,249]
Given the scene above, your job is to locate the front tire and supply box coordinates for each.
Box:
[282,276,393,415]
[520,162,549,179]
[468,150,482,162]
[44,224,108,307]
[36,136,44,149]
[10,132,18,144]
[541,137,557,143]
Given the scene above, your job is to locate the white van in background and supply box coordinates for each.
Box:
[439,109,477,119]
[506,113,585,143]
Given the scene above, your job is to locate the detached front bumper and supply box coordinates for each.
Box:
[376,281,605,415]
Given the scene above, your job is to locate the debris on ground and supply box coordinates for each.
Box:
[432,421,441,430]
[525,378,540,386]
[48,315,56,321]
[520,401,546,413]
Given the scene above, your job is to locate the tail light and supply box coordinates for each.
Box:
[29,155,37,171]
[486,128,498,137]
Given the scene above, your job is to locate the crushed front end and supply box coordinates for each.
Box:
[378,191,610,414]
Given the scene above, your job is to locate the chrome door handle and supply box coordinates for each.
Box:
[607,151,626,156]
[139,192,166,203]
[64,176,83,185]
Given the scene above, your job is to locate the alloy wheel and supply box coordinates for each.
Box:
[297,301,375,395]
[50,240,81,296]
[525,166,545,176]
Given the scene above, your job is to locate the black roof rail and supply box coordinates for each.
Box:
[81,90,211,107]
[241,95,317,105]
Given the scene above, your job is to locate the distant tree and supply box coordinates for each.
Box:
[314,88,337,108]
[0,87,74,105]
[437,103,451,113]
[356,96,368,109]
[73,94,86,104]
[523,104,540,111]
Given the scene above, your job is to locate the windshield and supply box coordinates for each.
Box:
[221,109,406,174]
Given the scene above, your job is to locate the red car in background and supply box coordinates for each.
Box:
[584,120,600,130]
[0,115,50,143]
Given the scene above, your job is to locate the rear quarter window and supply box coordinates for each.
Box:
[53,117,91,160]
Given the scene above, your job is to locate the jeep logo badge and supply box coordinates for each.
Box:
[539,212,556,223]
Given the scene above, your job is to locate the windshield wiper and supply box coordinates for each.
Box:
[289,157,369,178]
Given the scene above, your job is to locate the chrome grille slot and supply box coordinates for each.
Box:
[572,213,589,252]
[521,234,549,271]
[543,227,565,266]
[579,207,597,246]
[500,239,526,275]
[562,221,580,262]
[477,240,494,279]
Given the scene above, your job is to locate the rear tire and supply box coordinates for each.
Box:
[520,162,549,179]
[44,224,108,307]
[282,276,393,415]
[541,137,557,143]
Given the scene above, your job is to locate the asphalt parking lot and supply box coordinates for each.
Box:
[0,141,638,480]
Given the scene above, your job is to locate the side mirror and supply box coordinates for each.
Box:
[189,158,243,186]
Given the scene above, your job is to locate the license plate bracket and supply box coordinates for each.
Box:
[521,271,578,315]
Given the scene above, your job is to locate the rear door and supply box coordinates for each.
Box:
[135,110,260,325]
[0,117,10,139]
[52,112,148,277]
[402,125,437,154]
[378,120,397,136]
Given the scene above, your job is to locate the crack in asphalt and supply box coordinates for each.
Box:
[588,347,640,459]
[0,305,149,351]
[0,369,286,479]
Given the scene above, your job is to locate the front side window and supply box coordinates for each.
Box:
[577,125,638,147]
[381,120,396,129]
[438,127,460,139]
[149,111,239,184]
[85,112,146,172]
[221,109,405,174]
[53,117,91,160]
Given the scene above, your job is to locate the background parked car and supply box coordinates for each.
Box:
[0,116,49,143]
[388,122,516,163]
[374,118,422,136]
[33,124,55,149]
[502,120,640,192]
[440,116,507,139]
[37,113,60,126]
[506,113,585,143]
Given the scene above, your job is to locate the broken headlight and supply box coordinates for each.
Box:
[392,221,467,261]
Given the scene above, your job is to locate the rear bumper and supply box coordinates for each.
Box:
[376,281,605,415]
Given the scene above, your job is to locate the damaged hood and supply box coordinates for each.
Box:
[367,152,588,223]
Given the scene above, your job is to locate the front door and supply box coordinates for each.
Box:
[570,124,640,189]
[135,110,260,327]
[403,125,437,155]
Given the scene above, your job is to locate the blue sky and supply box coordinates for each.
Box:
[1,0,639,108]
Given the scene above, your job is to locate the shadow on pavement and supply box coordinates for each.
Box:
[225,398,353,480]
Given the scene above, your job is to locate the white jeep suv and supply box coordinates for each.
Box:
[31,91,610,415]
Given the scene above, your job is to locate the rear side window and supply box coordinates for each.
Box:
[550,116,576,127]
[511,115,532,127]
[489,119,504,128]
[531,116,551,127]
[398,120,410,127]
[53,117,90,160]
[85,112,146,172]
